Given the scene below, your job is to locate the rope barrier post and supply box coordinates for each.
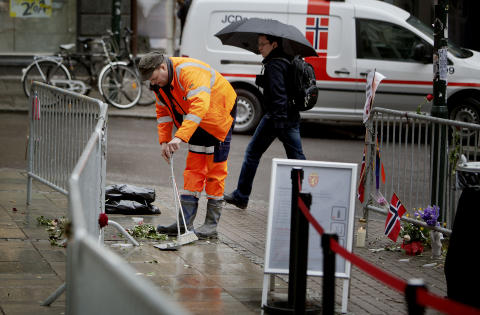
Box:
[288,167,303,307]
[322,233,338,315]
[293,192,312,314]
[405,278,426,315]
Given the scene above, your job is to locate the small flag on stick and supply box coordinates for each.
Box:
[357,145,366,203]
[385,193,406,242]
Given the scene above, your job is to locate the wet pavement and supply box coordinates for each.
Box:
[0,168,448,315]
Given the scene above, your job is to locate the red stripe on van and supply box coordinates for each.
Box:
[307,0,330,15]
[221,73,257,78]
[449,82,480,87]
[306,54,363,83]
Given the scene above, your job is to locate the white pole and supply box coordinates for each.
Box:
[165,0,175,56]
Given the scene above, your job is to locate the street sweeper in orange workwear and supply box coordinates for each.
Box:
[138,52,237,239]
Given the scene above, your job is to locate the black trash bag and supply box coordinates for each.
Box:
[105,200,161,215]
[105,184,155,204]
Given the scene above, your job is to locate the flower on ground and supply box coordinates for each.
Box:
[401,241,424,256]
[98,213,109,228]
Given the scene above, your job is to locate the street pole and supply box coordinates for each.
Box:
[131,0,138,57]
[111,0,122,49]
[431,0,448,215]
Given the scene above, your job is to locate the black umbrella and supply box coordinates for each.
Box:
[215,18,318,57]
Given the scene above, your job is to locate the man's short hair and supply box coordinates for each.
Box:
[138,51,165,81]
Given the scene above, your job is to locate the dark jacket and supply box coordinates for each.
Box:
[257,48,300,128]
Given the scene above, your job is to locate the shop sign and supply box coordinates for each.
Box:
[10,0,52,18]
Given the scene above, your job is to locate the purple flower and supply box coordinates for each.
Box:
[417,205,440,227]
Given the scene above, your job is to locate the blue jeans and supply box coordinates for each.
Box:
[232,116,305,202]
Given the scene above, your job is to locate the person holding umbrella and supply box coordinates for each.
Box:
[224,33,307,209]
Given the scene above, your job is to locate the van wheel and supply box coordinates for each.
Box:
[450,98,480,124]
[449,98,480,136]
[234,88,263,134]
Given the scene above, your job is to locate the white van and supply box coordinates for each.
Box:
[180,0,480,133]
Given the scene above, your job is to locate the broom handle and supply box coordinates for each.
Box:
[170,155,189,231]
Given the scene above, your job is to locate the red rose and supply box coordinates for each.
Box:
[98,213,109,228]
[426,94,434,101]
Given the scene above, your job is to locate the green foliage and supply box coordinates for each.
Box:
[126,224,168,241]
[36,216,70,247]
[449,129,461,176]
[399,214,428,246]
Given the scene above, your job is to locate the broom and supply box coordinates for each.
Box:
[155,154,198,251]
[170,154,198,246]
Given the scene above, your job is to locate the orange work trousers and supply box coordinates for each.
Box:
[183,151,228,199]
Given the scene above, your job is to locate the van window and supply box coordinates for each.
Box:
[356,18,430,62]
[406,15,472,59]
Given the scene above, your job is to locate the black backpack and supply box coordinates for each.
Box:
[288,55,318,111]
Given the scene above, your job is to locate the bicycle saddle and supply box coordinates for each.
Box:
[59,43,75,51]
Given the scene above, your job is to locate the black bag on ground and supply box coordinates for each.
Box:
[105,184,155,204]
[288,55,318,112]
[105,200,161,215]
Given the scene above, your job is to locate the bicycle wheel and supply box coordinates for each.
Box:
[137,81,156,105]
[22,60,71,97]
[98,63,141,109]
[67,57,92,95]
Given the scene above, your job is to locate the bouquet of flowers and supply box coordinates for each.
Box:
[415,205,440,227]
[416,205,444,257]
[399,213,428,255]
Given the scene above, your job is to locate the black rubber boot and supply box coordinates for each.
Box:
[195,199,223,239]
[157,195,198,236]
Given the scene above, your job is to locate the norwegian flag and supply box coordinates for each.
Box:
[305,16,329,52]
[357,145,366,203]
[385,193,406,242]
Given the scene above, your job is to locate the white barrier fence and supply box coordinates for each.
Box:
[26,82,152,309]
[27,81,105,203]
[68,123,187,315]
[363,107,480,232]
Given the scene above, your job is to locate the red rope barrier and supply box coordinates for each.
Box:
[417,288,480,315]
[296,194,480,314]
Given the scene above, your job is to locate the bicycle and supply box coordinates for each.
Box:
[105,27,156,106]
[21,37,105,97]
[22,33,143,109]
[96,31,142,109]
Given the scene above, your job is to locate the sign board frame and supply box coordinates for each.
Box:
[262,159,357,313]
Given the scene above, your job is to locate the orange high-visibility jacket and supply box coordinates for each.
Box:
[154,57,237,144]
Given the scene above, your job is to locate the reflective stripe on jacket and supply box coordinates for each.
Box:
[154,57,237,144]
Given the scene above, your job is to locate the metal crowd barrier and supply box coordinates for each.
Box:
[26,82,140,307]
[67,127,187,315]
[26,81,104,203]
[363,107,480,230]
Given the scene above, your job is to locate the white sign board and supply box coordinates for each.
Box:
[264,159,357,278]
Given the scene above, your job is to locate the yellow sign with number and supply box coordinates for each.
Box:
[10,0,52,18]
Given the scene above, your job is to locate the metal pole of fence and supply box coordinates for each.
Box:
[322,233,338,315]
[431,0,449,218]
[27,91,34,205]
[405,278,426,315]
[288,167,303,307]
